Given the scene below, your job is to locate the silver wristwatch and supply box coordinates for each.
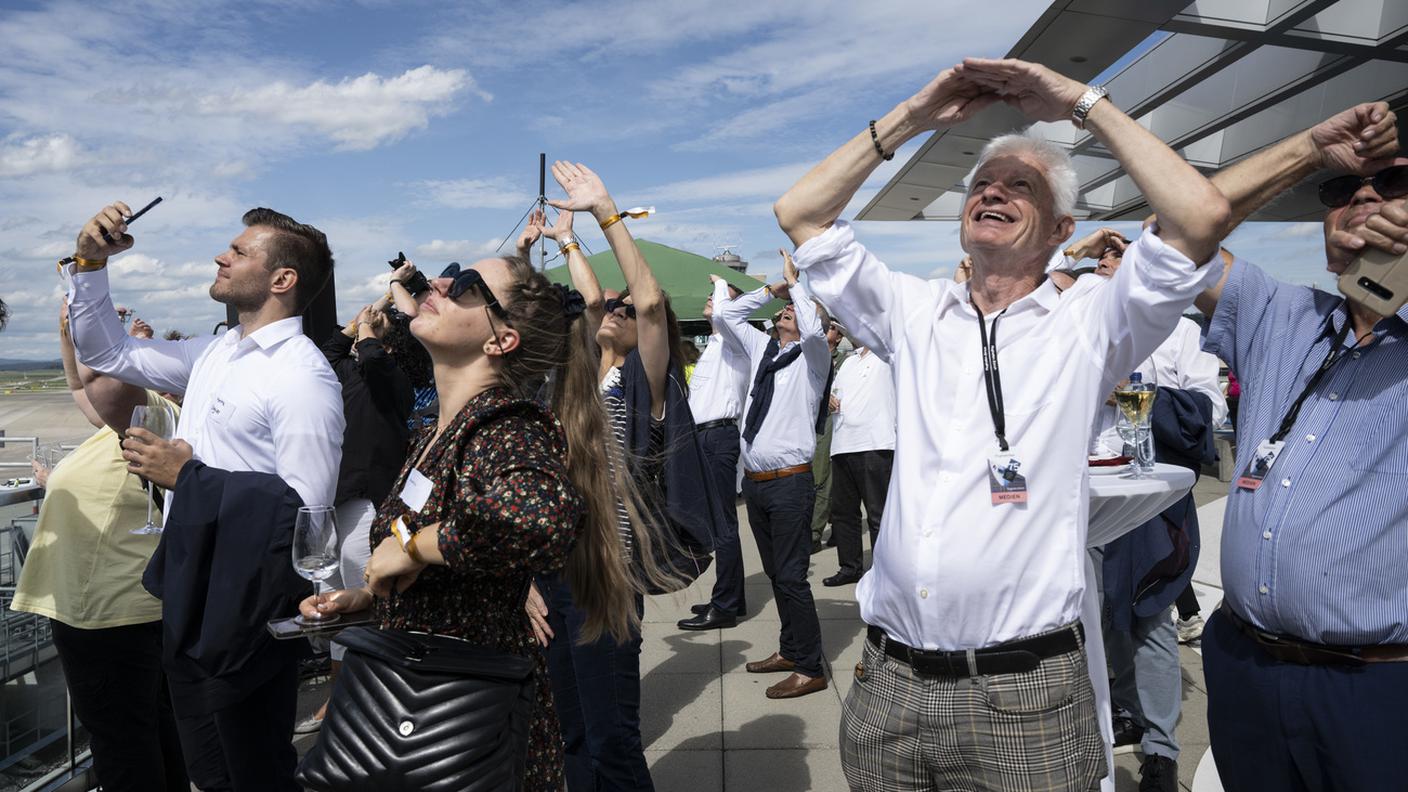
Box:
[557,233,577,251]
[1071,85,1109,129]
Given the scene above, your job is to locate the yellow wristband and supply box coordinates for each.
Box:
[598,213,622,231]
[561,242,581,255]
[72,256,108,272]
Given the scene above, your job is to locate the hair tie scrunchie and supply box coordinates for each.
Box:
[555,283,587,326]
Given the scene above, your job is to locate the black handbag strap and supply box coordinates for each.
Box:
[335,627,535,680]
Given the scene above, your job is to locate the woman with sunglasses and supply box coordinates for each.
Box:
[300,253,650,791]
[518,161,722,792]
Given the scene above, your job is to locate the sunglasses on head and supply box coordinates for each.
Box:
[439,263,508,318]
[603,297,636,319]
[1318,165,1408,208]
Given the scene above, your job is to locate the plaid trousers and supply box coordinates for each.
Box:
[839,629,1106,792]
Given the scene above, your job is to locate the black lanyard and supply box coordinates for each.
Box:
[1270,319,1354,444]
[974,300,1012,452]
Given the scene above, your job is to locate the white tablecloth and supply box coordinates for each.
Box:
[1082,464,1196,791]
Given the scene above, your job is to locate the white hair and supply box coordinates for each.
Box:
[970,130,1079,219]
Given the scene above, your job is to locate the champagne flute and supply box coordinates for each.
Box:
[129,404,177,535]
[292,506,340,626]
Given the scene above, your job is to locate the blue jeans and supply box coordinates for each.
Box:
[1106,604,1181,760]
[539,573,654,792]
[743,472,824,677]
[699,423,745,616]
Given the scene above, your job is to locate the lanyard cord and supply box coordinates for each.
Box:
[1270,319,1355,444]
[974,299,1011,452]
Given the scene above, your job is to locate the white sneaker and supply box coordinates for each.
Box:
[293,714,323,735]
[1176,614,1205,644]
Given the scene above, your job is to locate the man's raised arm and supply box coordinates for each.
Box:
[774,69,999,248]
[957,58,1229,265]
[713,277,772,360]
[65,204,210,394]
[1191,103,1400,315]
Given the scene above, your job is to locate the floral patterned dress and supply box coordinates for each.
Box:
[373,386,583,792]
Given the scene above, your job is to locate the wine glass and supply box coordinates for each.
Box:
[129,404,177,535]
[292,506,340,626]
[1113,385,1157,479]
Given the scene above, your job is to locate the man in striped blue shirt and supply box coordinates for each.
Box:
[1193,102,1408,792]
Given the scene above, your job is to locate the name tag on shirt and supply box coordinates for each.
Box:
[988,450,1029,505]
[399,469,433,513]
[1237,439,1285,491]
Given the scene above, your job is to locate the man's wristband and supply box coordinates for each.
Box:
[599,213,622,231]
[561,242,581,255]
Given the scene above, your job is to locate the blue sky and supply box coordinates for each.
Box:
[0,0,1335,360]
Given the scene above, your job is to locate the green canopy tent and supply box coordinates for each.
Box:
[542,239,785,335]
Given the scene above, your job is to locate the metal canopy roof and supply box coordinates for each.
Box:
[857,0,1408,224]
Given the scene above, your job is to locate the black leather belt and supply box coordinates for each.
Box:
[696,418,738,432]
[867,623,1083,677]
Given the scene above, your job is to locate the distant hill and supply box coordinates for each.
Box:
[0,360,63,372]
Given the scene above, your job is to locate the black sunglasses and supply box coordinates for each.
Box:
[603,297,637,319]
[1318,165,1408,208]
[440,263,508,318]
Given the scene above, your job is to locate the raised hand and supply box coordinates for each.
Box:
[1310,102,1399,175]
[75,202,135,261]
[130,318,154,339]
[955,256,973,284]
[517,208,547,255]
[540,207,575,242]
[1330,199,1408,263]
[780,248,799,285]
[1064,228,1129,261]
[955,58,1087,124]
[390,259,418,284]
[904,68,1001,131]
[548,161,615,219]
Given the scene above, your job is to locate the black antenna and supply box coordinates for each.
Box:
[538,153,547,271]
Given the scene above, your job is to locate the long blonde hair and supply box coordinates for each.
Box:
[497,256,678,642]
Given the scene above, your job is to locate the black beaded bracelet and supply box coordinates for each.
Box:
[869,120,893,161]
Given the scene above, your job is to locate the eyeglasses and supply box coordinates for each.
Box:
[603,297,636,319]
[1317,165,1408,208]
[440,263,508,318]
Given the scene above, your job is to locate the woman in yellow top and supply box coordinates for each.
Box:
[10,302,187,792]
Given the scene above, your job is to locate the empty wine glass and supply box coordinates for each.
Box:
[129,403,177,535]
[292,506,340,626]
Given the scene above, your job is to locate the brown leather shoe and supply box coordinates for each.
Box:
[766,672,828,699]
[745,652,796,674]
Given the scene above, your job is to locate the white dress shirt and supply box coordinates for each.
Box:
[1091,317,1229,455]
[794,221,1222,651]
[687,280,752,425]
[67,265,345,512]
[715,281,830,472]
[830,349,896,455]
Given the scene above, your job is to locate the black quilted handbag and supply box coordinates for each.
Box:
[296,626,536,792]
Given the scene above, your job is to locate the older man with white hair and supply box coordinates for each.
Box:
[775,58,1230,792]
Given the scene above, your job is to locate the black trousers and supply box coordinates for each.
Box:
[1174,581,1201,620]
[743,471,824,677]
[49,620,188,792]
[1202,609,1408,791]
[169,642,302,792]
[829,450,893,577]
[699,423,745,616]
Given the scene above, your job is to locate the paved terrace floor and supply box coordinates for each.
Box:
[295,474,1233,792]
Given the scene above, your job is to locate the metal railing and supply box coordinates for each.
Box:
[0,487,94,792]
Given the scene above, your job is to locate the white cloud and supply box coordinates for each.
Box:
[413,178,534,210]
[413,238,504,261]
[201,66,479,151]
[645,163,811,204]
[110,253,163,276]
[0,134,80,177]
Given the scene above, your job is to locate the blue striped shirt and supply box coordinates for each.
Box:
[1204,259,1408,645]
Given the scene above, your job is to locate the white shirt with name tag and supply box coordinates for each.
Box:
[687,280,752,426]
[793,221,1222,651]
[67,265,344,515]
